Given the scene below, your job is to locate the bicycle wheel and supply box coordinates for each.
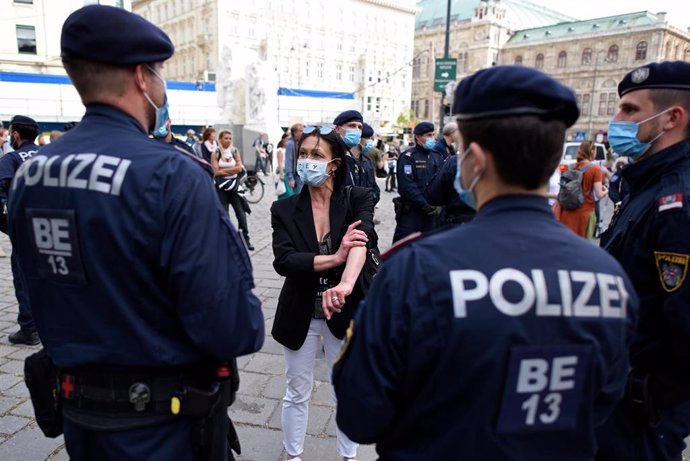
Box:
[242,175,264,203]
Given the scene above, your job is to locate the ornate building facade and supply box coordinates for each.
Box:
[414,0,690,137]
[501,11,690,137]
[133,0,418,128]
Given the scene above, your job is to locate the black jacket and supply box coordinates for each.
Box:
[270,186,374,350]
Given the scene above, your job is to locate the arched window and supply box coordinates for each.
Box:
[514,55,522,65]
[635,41,648,60]
[582,48,592,65]
[607,45,619,62]
[535,53,544,69]
[557,51,567,68]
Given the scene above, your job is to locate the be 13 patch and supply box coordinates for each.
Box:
[26,209,87,285]
[654,251,688,293]
[496,345,592,434]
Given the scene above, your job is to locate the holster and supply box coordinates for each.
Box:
[180,361,241,460]
[626,370,661,427]
[392,197,411,217]
[24,349,63,438]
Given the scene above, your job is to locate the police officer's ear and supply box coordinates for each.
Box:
[662,105,688,132]
[466,142,489,176]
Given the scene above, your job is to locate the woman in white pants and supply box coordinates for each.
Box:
[270,126,377,461]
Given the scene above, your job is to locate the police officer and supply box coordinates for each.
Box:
[333,65,639,460]
[345,120,380,205]
[8,6,264,460]
[596,61,690,461]
[0,115,40,346]
[392,121,443,242]
[425,152,477,227]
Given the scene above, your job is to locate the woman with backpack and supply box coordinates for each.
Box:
[553,140,608,238]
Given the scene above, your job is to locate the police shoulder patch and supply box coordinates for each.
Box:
[382,231,423,261]
[654,251,689,292]
[658,193,684,212]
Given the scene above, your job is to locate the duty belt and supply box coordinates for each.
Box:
[58,366,216,415]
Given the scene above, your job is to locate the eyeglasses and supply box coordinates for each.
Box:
[303,125,335,136]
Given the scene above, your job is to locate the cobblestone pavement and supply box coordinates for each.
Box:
[0,177,687,460]
[0,177,395,461]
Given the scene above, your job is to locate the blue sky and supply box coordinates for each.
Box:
[529,0,690,28]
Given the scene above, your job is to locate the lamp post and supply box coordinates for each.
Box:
[438,0,452,130]
[587,50,609,140]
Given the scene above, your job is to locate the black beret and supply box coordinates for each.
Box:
[362,123,374,138]
[414,121,435,135]
[10,115,38,129]
[333,110,363,126]
[453,65,579,128]
[618,61,690,97]
[61,5,174,65]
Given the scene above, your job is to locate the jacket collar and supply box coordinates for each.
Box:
[622,140,690,192]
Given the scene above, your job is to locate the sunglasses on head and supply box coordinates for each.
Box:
[303,125,335,136]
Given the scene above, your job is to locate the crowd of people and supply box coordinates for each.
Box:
[1,5,690,461]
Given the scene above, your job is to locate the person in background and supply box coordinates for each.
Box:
[49,130,64,142]
[211,129,254,251]
[199,126,217,163]
[185,128,197,147]
[270,125,375,461]
[1,115,40,346]
[392,121,443,243]
[285,123,305,194]
[433,122,458,159]
[275,132,293,201]
[553,141,607,238]
[253,132,269,176]
[385,143,398,192]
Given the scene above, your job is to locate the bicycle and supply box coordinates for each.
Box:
[240,170,265,203]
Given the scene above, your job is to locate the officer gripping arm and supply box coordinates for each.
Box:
[425,154,456,207]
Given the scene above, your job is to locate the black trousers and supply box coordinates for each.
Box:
[216,190,249,238]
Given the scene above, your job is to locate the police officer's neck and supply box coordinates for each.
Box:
[351,145,362,159]
[475,180,548,210]
[634,132,689,163]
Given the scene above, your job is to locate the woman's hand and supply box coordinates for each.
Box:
[322,281,355,320]
[335,220,368,264]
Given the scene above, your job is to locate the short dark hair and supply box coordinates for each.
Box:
[290,123,304,137]
[10,123,38,143]
[648,89,690,137]
[63,57,130,104]
[297,128,349,191]
[458,115,566,190]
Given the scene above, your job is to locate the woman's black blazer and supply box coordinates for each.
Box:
[270,186,375,350]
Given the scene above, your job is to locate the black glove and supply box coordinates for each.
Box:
[423,205,441,216]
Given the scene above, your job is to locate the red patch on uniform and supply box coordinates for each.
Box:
[658,193,683,212]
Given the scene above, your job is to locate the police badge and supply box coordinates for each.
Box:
[654,251,689,292]
[631,67,650,84]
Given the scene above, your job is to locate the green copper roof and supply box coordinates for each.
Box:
[506,10,659,44]
[415,0,574,30]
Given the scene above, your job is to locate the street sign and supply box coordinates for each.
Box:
[434,58,457,92]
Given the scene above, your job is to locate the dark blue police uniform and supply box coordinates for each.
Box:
[346,154,380,205]
[425,154,476,226]
[8,5,264,460]
[334,196,638,460]
[598,140,690,460]
[393,125,443,242]
[0,137,39,336]
[334,65,639,461]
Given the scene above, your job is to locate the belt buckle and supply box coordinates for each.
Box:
[129,383,151,412]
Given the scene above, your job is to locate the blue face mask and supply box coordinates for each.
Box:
[453,147,480,210]
[607,108,671,159]
[362,139,373,153]
[342,128,361,148]
[143,65,170,138]
[297,159,334,187]
[423,137,436,150]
